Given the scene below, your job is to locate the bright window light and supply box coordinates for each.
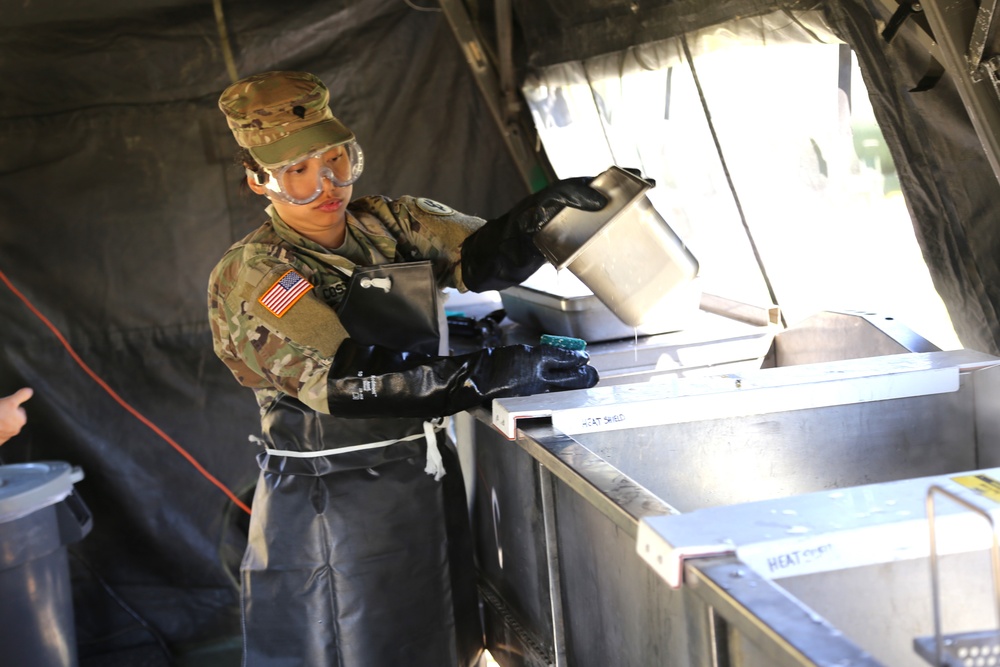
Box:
[523,13,961,350]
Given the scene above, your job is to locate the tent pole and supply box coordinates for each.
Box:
[878,0,1000,188]
[438,0,556,192]
[495,0,519,125]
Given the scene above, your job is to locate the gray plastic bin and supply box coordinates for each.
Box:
[0,461,93,667]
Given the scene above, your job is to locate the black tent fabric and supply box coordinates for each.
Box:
[825,0,1000,354]
[0,0,526,659]
[4,0,1000,661]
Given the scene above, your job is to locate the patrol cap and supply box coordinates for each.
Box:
[218,70,355,168]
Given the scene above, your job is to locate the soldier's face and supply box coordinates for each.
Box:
[249,173,353,238]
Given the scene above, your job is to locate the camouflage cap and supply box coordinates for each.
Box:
[218,71,354,168]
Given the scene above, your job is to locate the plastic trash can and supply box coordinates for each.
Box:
[0,461,93,667]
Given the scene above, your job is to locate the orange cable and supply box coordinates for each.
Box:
[0,267,252,515]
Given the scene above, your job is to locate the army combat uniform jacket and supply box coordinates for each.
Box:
[208,194,483,414]
[206,195,487,667]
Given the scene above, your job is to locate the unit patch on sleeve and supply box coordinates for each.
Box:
[416,198,455,216]
[259,269,314,317]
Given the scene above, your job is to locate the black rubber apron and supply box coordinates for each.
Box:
[241,261,483,667]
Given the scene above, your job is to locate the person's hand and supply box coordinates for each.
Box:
[325,340,598,418]
[461,177,607,292]
[502,177,608,235]
[0,387,33,445]
[463,343,599,399]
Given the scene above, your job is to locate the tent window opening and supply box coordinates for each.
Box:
[522,10,961,350]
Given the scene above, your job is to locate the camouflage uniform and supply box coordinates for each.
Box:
[212,70,492,667]
[208,195,484,416]
[207,195,489,667]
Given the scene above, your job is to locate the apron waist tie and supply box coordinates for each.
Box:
[260,417,450,480]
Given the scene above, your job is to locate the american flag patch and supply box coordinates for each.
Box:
[259,269,313,317]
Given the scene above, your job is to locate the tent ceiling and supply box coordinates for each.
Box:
[509,0,818,66]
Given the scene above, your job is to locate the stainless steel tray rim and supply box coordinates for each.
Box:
[501,284,610,313]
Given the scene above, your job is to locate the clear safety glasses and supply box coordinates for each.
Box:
[254,141,365,205]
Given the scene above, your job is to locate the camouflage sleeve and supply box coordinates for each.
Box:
[359,196,486,291]
[208,252,348,413]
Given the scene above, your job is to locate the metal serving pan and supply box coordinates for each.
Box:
[533,166,700,327]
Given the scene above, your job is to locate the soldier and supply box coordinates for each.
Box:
[210,70,605,666]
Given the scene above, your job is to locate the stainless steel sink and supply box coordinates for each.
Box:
[468,347,1000,667]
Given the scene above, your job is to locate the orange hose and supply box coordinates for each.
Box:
[0,267,252,515]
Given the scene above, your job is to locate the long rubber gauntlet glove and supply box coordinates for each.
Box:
[462,177,607,292]
[326,339,599,418]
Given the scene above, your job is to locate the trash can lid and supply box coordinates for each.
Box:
[0,461,84,524]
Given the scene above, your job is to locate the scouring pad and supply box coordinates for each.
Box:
[540,334,587,351]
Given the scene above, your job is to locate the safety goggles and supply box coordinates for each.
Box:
[252,140,365,205]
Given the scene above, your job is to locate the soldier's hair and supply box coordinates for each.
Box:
[235,147,268,193]
[236,147,263,175]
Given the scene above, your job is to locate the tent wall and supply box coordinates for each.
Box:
[503,0,1000,354]
[826,0,1000,354]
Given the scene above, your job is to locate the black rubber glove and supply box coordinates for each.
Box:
[326,339,599,418]
[461,177,607,292]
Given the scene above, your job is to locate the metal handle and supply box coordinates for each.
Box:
[359,276,392,293]
[925,484,1000,666]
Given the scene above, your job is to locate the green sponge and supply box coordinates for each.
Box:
[540,334,587,351]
